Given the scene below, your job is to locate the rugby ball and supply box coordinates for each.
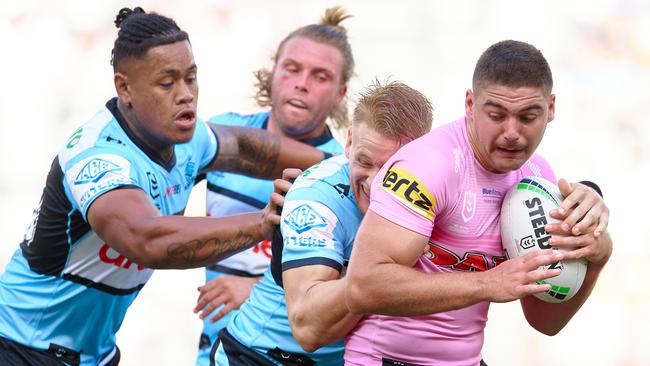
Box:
[500,177,587,303]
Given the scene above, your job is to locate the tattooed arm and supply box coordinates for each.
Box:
[204,124,325,178]
[86,168,296,269]
[87,187,269,269]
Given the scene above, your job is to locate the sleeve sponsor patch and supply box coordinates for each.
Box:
[380,166,436,220]
[66,154,134,212]
[281,200,337,249]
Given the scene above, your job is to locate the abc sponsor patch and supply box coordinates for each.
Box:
[73,158,122,185]
[282,200,336,249]
[381,166,436,220]
[67,154,132,211]
[284,203,328,234]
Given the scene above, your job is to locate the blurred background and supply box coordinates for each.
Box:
[1,0,648,365]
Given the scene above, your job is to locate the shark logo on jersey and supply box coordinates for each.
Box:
[284,203,327,234]
[73,158,122,185]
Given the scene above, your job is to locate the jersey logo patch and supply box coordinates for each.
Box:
[461,190,476,222]
[73,158,122,185]
[381,166,436,220]
[284,203,327,234]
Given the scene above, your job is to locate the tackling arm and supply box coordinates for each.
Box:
[283,265,362,352]
[204,124,325,178]
[88,188,274,270]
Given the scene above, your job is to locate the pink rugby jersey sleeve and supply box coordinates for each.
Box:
[369,133,457,237]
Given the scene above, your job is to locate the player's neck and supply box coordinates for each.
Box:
[267,114,327,142]
[116,99,174,163]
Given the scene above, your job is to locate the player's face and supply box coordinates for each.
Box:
[269,36,347,140]
[345,122,402,214]
[465,84,554,173]
[116,40,198,149]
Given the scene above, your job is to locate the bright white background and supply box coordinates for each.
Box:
[1,1,648,365]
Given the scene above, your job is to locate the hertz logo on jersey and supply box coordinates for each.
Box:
[381,166,436,220]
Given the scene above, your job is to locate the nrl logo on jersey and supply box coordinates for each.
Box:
[284,203,327,234]
[73,158,122,185]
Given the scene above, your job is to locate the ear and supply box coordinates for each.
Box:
[547,94,556,123]
[114,72,132,106]
[465,89,474,121]
[344,127,352,159]
[336,83,348,104]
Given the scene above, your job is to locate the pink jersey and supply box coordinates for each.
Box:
[344,117,556,366]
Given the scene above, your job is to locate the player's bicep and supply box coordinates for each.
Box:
[87,187,160,257]
[203,123,279,177]
[283,265,340,309]
[350,210,428,269]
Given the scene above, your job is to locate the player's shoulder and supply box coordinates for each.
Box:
[288,155,353,207]
[389,119,464,178]
[293,155,349,187]
[207,111,269,128]
[58,103,125,166]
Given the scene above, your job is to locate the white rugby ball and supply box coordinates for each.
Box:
[500,177,587,303]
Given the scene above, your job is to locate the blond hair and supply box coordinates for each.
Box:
[253,6,354,130]
[353,80,433,142]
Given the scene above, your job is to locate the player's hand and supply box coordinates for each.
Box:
[483,249,564,303]
[193,274,260,323]
[548,179,608,237]
[547,225,613,267]
[263,168,301,227]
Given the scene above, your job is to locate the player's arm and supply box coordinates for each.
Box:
[344,210,566,316]
[204,124,325,178]
[87,172,292,270]
[283,265,361,352]
[522,182,612,335]
[520,230,612,335]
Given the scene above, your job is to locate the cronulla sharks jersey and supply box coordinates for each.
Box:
[0,98,217,366]
[205,112,342,276]
[222,155,361,366]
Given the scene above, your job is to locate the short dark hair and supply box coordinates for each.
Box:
[472,40,553,95]
[111,7,189,71]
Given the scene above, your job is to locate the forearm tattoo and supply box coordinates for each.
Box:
[214,125,280,178]
[164,230,254,267]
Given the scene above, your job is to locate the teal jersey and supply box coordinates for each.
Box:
[198,112,342,366]
[222,155,361,366]
[0,98,218,366]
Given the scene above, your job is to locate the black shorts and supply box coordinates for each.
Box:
[216,328,315,366]
[0,336,120,366]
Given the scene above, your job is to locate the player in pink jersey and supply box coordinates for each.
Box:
[344,40,612,366]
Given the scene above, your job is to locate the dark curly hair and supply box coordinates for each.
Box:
[111,6,189,71]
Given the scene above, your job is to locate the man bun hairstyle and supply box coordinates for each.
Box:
[354,79,433,143]
[111,6,189,71]
[254,6,355,130]
[472,40,553,96]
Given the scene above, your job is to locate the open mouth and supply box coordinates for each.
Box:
[175,110,196,129]
[287,98,308,110]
